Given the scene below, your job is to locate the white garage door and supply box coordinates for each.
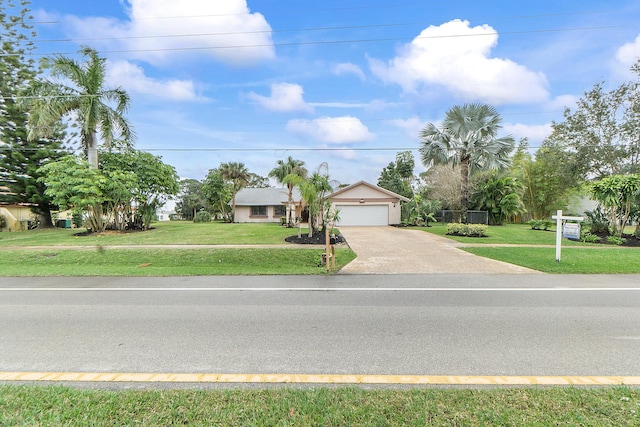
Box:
[336,205,388,226]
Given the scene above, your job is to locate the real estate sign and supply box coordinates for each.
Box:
[562,223,581,240]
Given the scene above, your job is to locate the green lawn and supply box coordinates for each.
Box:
[419,223,640,274]
[463,246,640,274]
[1,385,637,426]
[0,222,355,275]
[0,221,305,246]
[0,247,355,276]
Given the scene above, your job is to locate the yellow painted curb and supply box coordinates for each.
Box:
[1,372,639,385]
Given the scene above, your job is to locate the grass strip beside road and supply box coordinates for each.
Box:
[0,248,356,276]
[1,385,638,426]
[462,246,640,274]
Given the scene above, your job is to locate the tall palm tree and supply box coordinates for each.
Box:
[21,47,133,168]
[419,103,514,222]
[268,156,307,226]
[219,161,249,222]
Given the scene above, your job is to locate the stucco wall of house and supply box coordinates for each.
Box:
[0,206,31,231]
[234,206,284,223]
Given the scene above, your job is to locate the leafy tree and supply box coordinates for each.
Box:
[419,103,514,222]
[202,168,232,222]
[218,162,250,221]
[37,155,135,232]
[590,174,640,237]
[546,67,640,179]
[246,172,270,188]
[0,0,65,227]
[176,179,210,221]
[377,151,415,199]
[470,172,525,225]
[20,47,134,168]
[100,150,179,229]
[268,156,307,226]
[510,140,582,220]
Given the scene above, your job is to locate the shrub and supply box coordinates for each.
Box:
[580,233,601,243]
[606,235,626,246]
[529,219,553,230]
[72,210,84,228]
[584,207,610,234]
[635,228,640,239]
[193,211,212,223]
[0,214,6,230]
[446,223,488,237]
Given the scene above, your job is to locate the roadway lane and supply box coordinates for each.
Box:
[1,275,639,377]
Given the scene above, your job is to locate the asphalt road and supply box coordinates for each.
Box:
[1,275,640,378]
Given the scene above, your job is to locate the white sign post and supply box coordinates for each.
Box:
[551,210,584,262]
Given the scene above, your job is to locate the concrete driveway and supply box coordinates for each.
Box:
[338,226,540,274]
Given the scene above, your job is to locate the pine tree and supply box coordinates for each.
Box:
[0,0,65,227]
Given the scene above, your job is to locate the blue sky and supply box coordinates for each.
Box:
[27,0,640,185]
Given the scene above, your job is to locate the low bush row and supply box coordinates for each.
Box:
[446,223,488,237]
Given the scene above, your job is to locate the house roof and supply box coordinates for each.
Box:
[234,187,302,206]
[328,180,410,202]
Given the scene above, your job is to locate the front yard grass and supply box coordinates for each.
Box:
[1,385,638,426]
[0,247,356,276]
[463,246,640,274]
[421,223,640,274]
[0,221,304,246]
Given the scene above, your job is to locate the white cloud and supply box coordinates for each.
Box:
[369,19,549,104]
[614,34,640,78]
[246,83,313,113]
[546,94,578,112]
[332,63,366,81]
[503,123,552,144]
[107,60,204,101]
[62,0,275,66]
[386,116,423,137]
[616,34,640,67]
[286,116,374,144]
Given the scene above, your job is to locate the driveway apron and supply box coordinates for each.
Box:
[337,226,540,274]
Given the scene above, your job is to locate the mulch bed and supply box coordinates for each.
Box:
[285,232,345,245]
[589,231,640,247]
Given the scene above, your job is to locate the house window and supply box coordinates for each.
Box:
[251,206,267,216]
[274,205,286,217]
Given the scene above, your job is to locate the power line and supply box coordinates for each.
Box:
[5,24,624,57]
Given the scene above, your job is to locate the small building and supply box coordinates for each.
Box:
[0,203,33,231]
[234,187,303,223]
[327,181,409,226]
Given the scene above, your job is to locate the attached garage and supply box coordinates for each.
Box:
[327,181,409,227]
[336,204,388,226]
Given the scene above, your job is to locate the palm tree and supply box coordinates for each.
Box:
[268,156,307,226]
[419,103,514,223]
[21,47,133,168]
[298,171,333,237]
[218,161,250,222]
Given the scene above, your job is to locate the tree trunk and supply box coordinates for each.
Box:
[87,131,99,169]
[287,185,293,226]
[37,209,54,228]
[460,157,470,223]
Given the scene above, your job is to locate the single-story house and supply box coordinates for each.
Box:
[234,187,303,223]
[327,181,409,226]
[233,182,409,226]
